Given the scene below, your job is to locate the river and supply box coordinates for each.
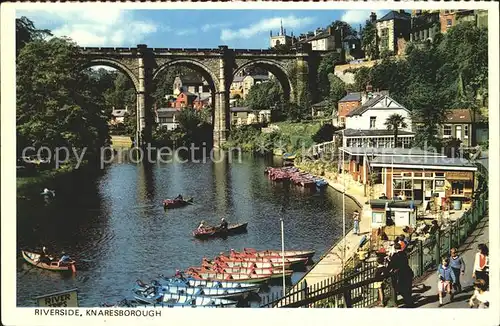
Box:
[16,152,357,307]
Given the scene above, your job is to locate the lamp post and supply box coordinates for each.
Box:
[280,216,286,297]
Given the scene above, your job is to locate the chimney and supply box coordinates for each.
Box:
[370,12,377,23]
[361,91,368,105]
[366,84,373,92]
[399,10,405,14]
[328,26,334,36]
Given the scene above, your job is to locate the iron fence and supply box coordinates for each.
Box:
[260,190,488,308]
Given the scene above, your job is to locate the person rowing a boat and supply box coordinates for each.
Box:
[198,221,206,231]
[40,246,52,264]
[175,194,183,201]
[219,218,228,231]
[58,252,72,265]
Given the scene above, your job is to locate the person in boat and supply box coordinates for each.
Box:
[175,194,183,201]
[58,252,72,265]
[219,217,228,231]
[198,221,206,231]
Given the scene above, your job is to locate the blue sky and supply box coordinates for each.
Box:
[16,9,389,49]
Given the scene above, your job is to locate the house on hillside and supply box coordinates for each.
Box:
[110,108,128,125]
[376,10,411,55]
[410,11,441,43]
[171,91,198,109]
[155,108,179,131]
[337,92,362,126]
[230,107,256,126]
[337,92,415,148]
[193,94,211,110]
[413,108,488,147]
[242,75,269,99]
[173,74,210,96]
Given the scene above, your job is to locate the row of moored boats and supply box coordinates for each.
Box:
[265,167,328,188]
[102,248,315,308]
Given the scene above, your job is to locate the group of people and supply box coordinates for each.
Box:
[374,236,414,307]
[197,217,228,232]
[39,246,72,265]
[437,243,489,308]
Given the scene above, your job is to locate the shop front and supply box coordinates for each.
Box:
[370,156,477,213]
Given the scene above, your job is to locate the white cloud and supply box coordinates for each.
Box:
[220,15,314,42]
[340,10,383,25]
[201,23,230,33]
[17,8,161,47]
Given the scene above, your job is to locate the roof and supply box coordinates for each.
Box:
[370,199,423,209]
[233,76,245,83]
[338,129,415,137]
[339,92,361,103]
[179,91,198,97]
[345,93,404,117]
[245,75,269,81]
[111,110,127,117]
[343,35,360,41]
[413,109,487,124]
[370,155,478,171]
[312,100,330,108]
[230,106,252,112]
[306,31,332,42]
[378,10,411,23]
[340,147,445,157]
[195,95,211,102]
[156,108,178,117]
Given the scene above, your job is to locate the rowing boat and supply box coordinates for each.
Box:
[219,254,308,267]
[157,275,258,289]
[199,265,293,279]
[21,250,76,273]
[193,223,248,239]
[185,270,271,284]
[238,248,315,260]
[134,291,237,307]
[162,197,193,209]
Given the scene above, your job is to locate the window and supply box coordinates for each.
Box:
[416,124,425,133]
[339,117,346,125]
[392,178,413,200]
[443,125,452,137]
[233,112,238,117]
[464,125,469,137]
[435,172,445,177]
[370,117,376,129]
[446,19,452,27]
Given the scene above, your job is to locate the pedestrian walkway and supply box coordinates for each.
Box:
[412,215,489,308]
[284,176,371,295]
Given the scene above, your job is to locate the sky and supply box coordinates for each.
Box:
[16,9,390,49]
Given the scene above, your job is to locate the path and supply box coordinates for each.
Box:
[412,215,489,308]
[284,176,371,294]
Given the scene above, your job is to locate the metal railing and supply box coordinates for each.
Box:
[260,190,488,308]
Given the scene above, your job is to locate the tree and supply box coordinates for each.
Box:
[312,124,341,143]
[317,52,340,100]
[361,20,379,60]
[16,16,52,56]
[329,20,357,38]
[384,113,408,147]
[327,74,346,114]
[270,43,293,54]
[17,36,110,159]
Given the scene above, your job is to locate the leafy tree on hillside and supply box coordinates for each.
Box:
[361,20,379,60]
[16,16,52,55]
[327,74,346,115]
[17,36,110,159]
[317,52,340,100]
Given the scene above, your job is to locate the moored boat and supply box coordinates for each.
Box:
[215,256,293,269]
[21,250,76,273]
[185,269,271,284]
[238,248,315,260]
[223,252,310,266]
[193,223,248,239]
[134,291,237,307]
[202,266,293,279]
[157,275,258,289]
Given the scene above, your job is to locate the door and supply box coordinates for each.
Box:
[414,180,423,201]
[456,125,462,141]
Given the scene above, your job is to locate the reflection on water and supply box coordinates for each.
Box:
[16,152,357,306]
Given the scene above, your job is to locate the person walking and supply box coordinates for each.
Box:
[472,243,489,288]
[353,210,360,235]
[449,248,465,293]
[437,257,456,306]
[387,243,414,307]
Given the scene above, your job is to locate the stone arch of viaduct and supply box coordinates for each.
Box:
[79,44,321,148]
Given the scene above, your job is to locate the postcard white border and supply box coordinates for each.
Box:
[2,1,499,326]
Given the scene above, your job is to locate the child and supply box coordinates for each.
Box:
[373,256,389,306]
[449,248,465,293]
[437,257,456,307]
[469,279,489,308]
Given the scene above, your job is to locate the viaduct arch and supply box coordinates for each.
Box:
[79,44,322,148]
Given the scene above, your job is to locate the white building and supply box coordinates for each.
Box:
[340,93,415,148]
[156,108,179,131]
[270,20,293,48]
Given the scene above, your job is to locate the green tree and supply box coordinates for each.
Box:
[361,20,379,60]
[327,73,346,115]
[16,16,52,56]
[17,37,110,159]
[384,113,408,147]
[317,52,340,100]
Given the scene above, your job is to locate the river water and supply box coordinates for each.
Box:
[16,152,357,307]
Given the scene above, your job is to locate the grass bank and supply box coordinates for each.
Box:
[223,120,327,154]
